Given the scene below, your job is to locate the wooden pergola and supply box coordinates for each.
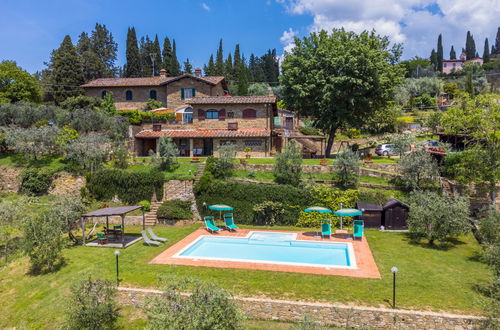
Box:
[81,206,145,248]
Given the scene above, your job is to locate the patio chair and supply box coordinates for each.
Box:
[353,220,364,240]
[141,230,161,246]
[147,228,168,242]
[204,216,221,233]
[223,213,238,231]
[96,232,107,245]
[321,221,331,238]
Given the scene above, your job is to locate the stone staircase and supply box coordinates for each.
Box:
[144,162,206,226]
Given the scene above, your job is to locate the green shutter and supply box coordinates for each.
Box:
[192,88,196,97]
[180,88,185,100]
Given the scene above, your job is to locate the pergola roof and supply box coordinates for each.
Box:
[82,206,143,218]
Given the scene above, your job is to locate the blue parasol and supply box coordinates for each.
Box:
[334,207,363,230]
[304,206,332,213]
[208,204,234,211]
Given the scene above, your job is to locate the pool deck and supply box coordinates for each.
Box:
[150,228,380,278]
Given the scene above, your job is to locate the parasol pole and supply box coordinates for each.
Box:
[339,203,343,230]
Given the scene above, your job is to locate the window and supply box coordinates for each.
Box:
[227,112,234,118]
[242,109,257,119]
[125,90,133,101]
[181,88,196,99]
[443,63,447,68]
[453,63,456,67]
[245,140,262,147]
[149,90,157,100]
[205,110,219,119]
[101,91,107,99]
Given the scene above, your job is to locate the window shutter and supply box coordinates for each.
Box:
[192,88,196,97]
[243,109,256,119]
[180,88,185,100]
[198,109,205,120]
[219,109,226,121]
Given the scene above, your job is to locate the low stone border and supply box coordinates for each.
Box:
[117,287,484,329]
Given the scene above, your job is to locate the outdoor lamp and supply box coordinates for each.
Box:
[391,266,398,309]
[114,250,120,286]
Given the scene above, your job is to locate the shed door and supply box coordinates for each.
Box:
[393,207,408,229]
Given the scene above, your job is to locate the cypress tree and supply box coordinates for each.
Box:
[233,44,241,78]
[205,54,215,76]
[48,35,84,104]
[171,39,181,75]
[125,27,141,77]
[76,32,101,81]
[248,54,257,82]
[236,57,249,95]
[465,31,476,60]
[437,34,443,72]
[151,35,162,76]
[162,37,172,74]
[90,23,118,78]
[429,49,437,71]
[215,39,224,75]
[140,36,154,76]
[449,45,456,60]
[183,58,193,74]
[492,45,496,56]
[225,53,233,80]
[261,49,279,82]
[495,27,500,55]
[483,38,490,63]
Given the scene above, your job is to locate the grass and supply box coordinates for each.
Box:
[232,170,392,186]
[0,154,68,172]
[0,223,491,328]
[121,163,199,180]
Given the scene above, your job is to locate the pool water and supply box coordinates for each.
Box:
[175,231,356,269]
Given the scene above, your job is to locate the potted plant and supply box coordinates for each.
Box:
[239,158,248,165]
[244,147,252,159]
[319,158,328,166]
[191,157,200,163]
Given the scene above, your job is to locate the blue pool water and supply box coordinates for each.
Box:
[176,232,355,268]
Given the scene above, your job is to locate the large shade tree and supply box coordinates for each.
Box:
[281,29,404,157]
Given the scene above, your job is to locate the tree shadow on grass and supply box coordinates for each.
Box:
[26,259,66,277]
[402,233,466,251]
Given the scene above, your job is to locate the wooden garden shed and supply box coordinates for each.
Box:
[383,199,409,230]
[356,202,383,228]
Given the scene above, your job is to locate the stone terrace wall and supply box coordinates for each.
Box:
[117,288,483,329]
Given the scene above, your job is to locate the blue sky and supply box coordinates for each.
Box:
[0,0,498,74]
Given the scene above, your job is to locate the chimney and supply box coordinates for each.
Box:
[194,68,202,77]
[159,69,167,77]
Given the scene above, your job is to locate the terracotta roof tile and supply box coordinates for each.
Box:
[135,128,271,138]
[188,95,276,105]
[81,74,225,88]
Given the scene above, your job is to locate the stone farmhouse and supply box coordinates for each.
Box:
[82,69,280,158]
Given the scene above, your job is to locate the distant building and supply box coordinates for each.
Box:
[443,52,483,74]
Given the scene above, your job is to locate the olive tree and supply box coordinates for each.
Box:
[213,143,236,179]
[389,132,415,158]
[156,136,179,170]
[66,278,118,330]
[407,191,470,245]
[274,140,302,186]
[397,149,439,190]
[5,125,60,160]
[144,276,244,330]
[333,149,360,188]
[65,133,111,173]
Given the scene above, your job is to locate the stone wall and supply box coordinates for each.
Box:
[0,166,22,192]
[48,172,86,196]
[117,288,483,330]
[192,103,272,130]
[166,78,225,109]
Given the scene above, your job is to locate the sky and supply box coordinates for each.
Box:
[0,0,498,74]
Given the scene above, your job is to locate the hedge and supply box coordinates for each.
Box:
[19,168,54,196]
[157,199,193,220]
[117,110,175,125]
[195,180,315,225]
[86,168,164,204]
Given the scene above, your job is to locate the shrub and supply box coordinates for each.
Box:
[143,98,163,111]
[112,144,128,169]
[252,201,285,226]
[19,168,53,196]
[66,278,118,330]
[477,207,500,246]
[22,212,65,273]
[139,200,151,212]
[86,168,165,204]
[196,180,314,225]
[333,150,360,188]
[296,187,359,227]
[144,276,244,330]
[274,140,302,186]
[345,128,361,139]
[299,126,321,136]
[407,190,470,245]
[193,171,215,196]
[157,199,193,220]
[118,110,142,125]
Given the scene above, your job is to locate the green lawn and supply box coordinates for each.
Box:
[122,163,199,180]
[241,158,334,165]
[0,154,68,172]
[0,223,491,328]
[232,170,391,186]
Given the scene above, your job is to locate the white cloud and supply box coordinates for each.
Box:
[280,27,298,44]
[201,2,211,12]
[277,0,500,59]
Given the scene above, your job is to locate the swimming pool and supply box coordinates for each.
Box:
[173,231,356,269]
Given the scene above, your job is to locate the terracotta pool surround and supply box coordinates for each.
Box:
[150,228,380,278]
